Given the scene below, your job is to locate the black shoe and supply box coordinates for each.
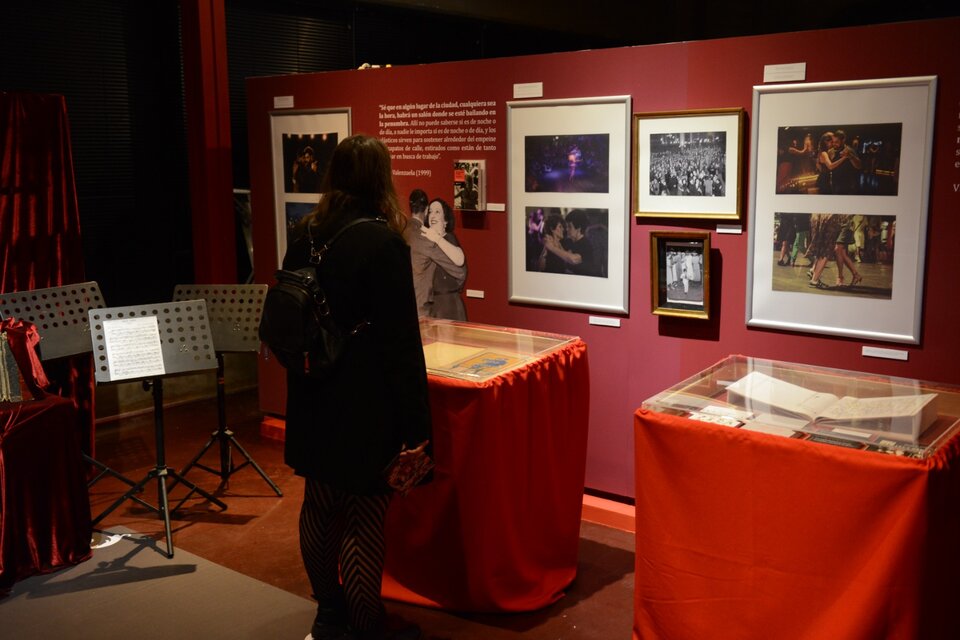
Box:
[309,594,349,640]
[347,622,421,640]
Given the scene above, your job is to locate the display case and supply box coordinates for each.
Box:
[643,354,960,458]
[419,318,578,383]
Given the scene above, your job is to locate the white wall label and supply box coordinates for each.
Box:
[588,316,621,328]
[273,95,294,109]
[763,63,806,83]
[513,82,543,99]
[862,346,909,361]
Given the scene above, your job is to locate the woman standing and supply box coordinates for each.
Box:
[421,198,467,321]
[282,135,430,640]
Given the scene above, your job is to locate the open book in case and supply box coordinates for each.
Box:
[642,355,960,458]
[419,318,577,383]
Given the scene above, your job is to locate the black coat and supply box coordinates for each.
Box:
[281,213,432,495]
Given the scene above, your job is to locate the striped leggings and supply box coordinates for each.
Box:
[300,478,391,632]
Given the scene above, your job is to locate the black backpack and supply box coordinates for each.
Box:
[258,216,383,377]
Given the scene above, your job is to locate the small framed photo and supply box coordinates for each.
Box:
[633,108,745,220]
[270,108,351,265]
[650,231,711,319]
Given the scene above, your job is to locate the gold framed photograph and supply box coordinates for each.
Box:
[633,108,744,220]
[650,230,710,319]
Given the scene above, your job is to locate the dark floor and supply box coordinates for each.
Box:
[89,389,636,639]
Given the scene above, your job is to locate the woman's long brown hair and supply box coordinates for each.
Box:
[306,134,406,236]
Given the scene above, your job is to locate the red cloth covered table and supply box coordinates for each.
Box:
[0,394,92,592]
[382,339,590,612]
[633,409,960,640]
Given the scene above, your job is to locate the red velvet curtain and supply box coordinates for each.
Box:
[0,93,95,453]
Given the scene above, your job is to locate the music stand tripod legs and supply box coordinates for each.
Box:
[176,352,282,496]
[91,378,227,558]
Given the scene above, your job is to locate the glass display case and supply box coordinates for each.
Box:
[642,355,960,458]
[419,318,577,383]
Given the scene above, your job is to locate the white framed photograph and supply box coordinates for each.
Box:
[746,76,937,344]
[507,96,632,314]
[633,108,744,220]
[270,108,351,265]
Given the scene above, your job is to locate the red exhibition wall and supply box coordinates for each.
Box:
[247,18,960,498]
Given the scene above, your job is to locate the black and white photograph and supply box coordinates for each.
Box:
[772,212,896,299]
[747,76,936,343]
[507,95,631,314]
[524,134,610,193]
[648,131,726,197]
[634,108,744,220]
[270,108,351,266]
[775,123,902,196]
[524,207,609,278]
[650,231,710,319]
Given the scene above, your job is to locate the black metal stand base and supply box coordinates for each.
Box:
[177,354,282,496]
[91,464,227,558]
[84,452,138,490]
[88,378,227,558]
[178,426,283,496]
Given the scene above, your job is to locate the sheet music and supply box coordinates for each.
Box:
[103,316,166,380]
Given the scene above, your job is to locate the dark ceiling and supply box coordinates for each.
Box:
[365,0,958,46]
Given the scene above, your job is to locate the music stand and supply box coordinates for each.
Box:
[0,282,134,489]
[88,300,227,558]
[171,284,281,496]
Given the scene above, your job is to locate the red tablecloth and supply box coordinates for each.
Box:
[382,339,590,612]
[1,394,92,592]
[633,409,960,640]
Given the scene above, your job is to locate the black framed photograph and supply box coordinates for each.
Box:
[633,108,744,220]
[650,231,710,319]
[746,76,937,343]
[507,95,632,314]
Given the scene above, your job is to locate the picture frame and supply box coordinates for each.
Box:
[507,96,632,314]
[650,231,711,319]
[745,76,937,344]
[633,108,745,220]
[270,108,351,265]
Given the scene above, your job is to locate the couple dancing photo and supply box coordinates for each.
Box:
[404,189,468,321]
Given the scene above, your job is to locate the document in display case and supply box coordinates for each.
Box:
[642,355,960,458]
[419,318,577,383]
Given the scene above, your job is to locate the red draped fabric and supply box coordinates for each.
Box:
[0,395,92,593]
[633,409,960,640]
[382,340,590,612]
[0,93,95,453]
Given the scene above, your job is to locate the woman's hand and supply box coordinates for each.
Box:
[420,225,442,244]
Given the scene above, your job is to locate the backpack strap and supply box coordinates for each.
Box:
[308,216,386,265]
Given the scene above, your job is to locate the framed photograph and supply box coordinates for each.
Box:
[650,231,711,319]
[507,96,632,314]
[270,108,351,265]
[746,76,937,344]
[633,108,745,220]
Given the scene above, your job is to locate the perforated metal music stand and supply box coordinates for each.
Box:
[0,281,103,360]
[0,282,134,488]
[88,300,227,558]
[171,284,281,496]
